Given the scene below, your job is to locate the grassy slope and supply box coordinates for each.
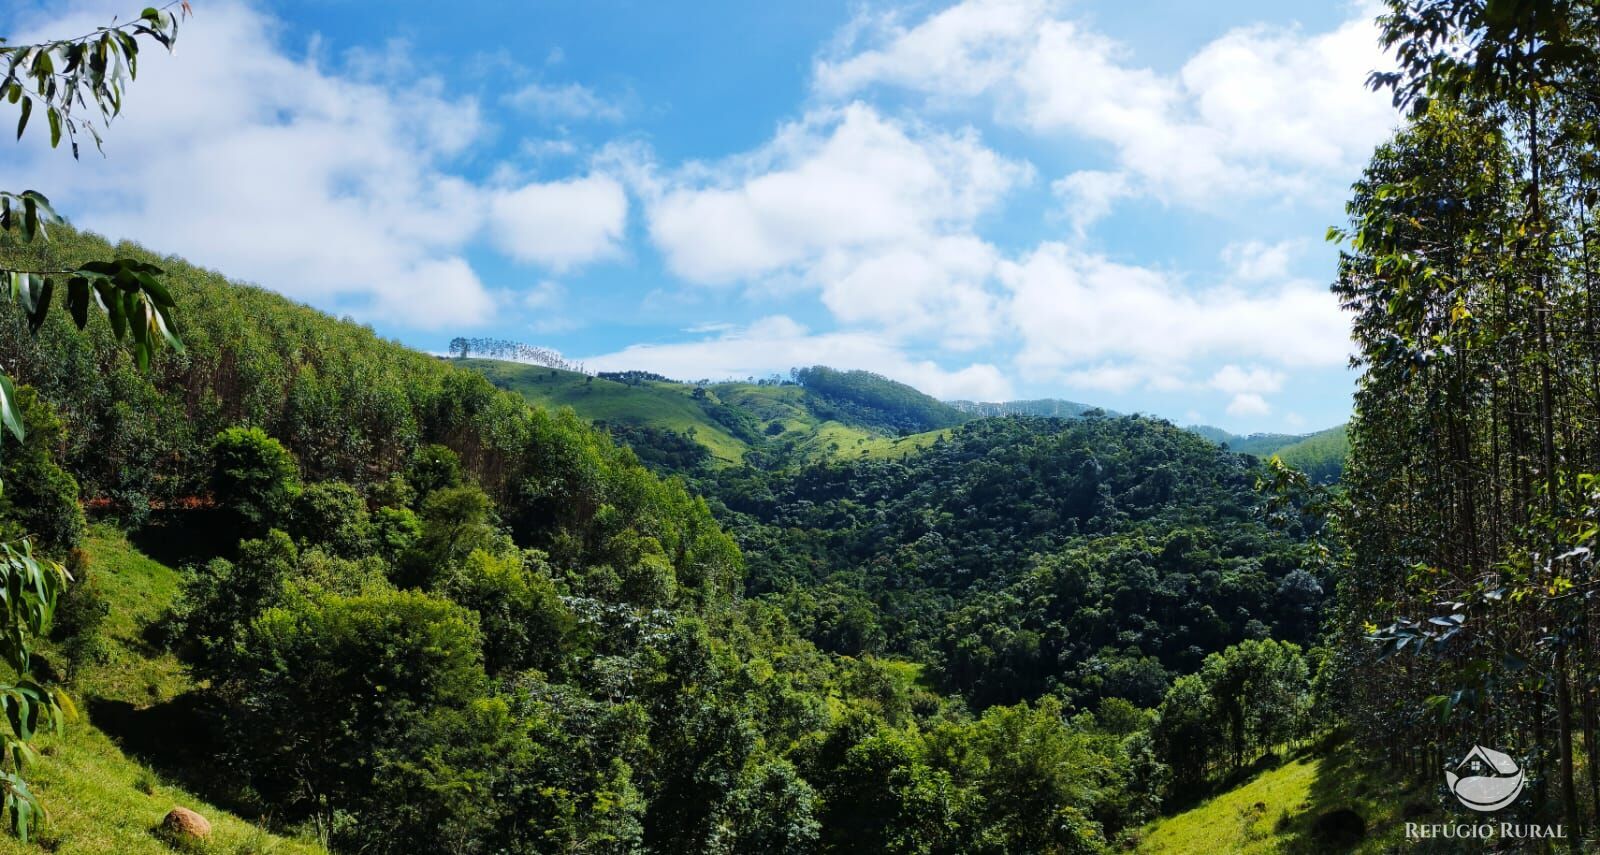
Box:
[466,360,752,464]
[853,427,956,460]
[467,359,884,465]
[4,527,322,855]
[1135,742,1420,854]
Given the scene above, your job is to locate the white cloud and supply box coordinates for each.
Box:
[1000,242,1351,380]
[643,103,1029,284]
[1209,364,1286,395]
[1222,239,1301,281]
[1,1,500,329]
[815,0,1052,98]
[583,315,1014,400]
[505,81,625,122]
[1227,393,1272,417]
[634,104,1027,355]
[523,280,564,309]
[1061,363,1153,394]
[811,235,1002,349]
[817,0,1397,208]
[1052,170,1134,236]
[488,175,628,269]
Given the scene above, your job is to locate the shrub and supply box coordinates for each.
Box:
[0,387,86,551]
[285,481,372,557]
[211,427,299,532]
[51,548,110,678]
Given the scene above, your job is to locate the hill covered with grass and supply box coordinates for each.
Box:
[466,358,973,471]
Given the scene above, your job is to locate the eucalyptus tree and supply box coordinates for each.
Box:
[0,3,185,838]
[1339,0,1600,835]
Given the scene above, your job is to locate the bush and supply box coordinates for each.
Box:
[52,547,110,678]
[211,427,299,532]
[170,530,297,676]
[0,387,86,551]
[286,481,372,557]
[438,549,574,675]
[407,443,462,500]
[372,505,421,562]
[221,588,488,848]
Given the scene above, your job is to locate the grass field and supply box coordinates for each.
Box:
[1135,740,1422,854]
[854,427,956,460]
[2,526,323,855]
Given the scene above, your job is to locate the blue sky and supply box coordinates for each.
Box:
[3,0,1400,432]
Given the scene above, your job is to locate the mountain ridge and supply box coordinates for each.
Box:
[464,357,1349,479]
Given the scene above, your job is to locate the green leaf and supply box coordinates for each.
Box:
[0,374,24,443]
[66,276,89,330]
[15,96,29,141]
[25,278,52,332]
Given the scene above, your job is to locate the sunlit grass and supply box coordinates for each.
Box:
[1135,741,1418,854]
[0,528,324,855]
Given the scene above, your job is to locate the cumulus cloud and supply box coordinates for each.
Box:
[1222,239,1301,282]
[1,2,630,330]
[1000,243,1351,387]
[1209,364,1286,395]
[643,103,1029,285]
[583,315,1014,400]
[809,235,1002,349]
[632,103,1028,352]
[1227,393,1272,417]
[1052,170,1134,236]
[489,175,628,269]
[817,0,1397,207]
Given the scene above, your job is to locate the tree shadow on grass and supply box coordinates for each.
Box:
[86,691,262,820]
[1274,733,1438,854]
[128,508,241,572]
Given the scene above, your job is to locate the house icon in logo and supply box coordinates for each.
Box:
[1446,746,1525,812]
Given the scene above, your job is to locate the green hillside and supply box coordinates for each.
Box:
[468,359,1354,483]
[1135,739,1414,854]
[1185,424,1348,482]
[464,360,755,464]
[1270,425,1348,484]
[13,527,321,855]
[465,358,967,469]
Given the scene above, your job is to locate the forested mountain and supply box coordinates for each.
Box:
[468,357,1350,484]
[469,358,987,470]
[0,226,1331,852]
[1269,425,1348,484]
[705,416,1322,708]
